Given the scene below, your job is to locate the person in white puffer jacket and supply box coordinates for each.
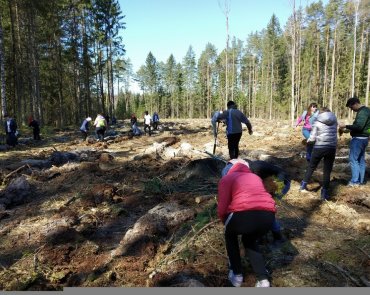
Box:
[299,107,338,200]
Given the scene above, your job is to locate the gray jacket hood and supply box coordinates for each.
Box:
[317,111,337,126]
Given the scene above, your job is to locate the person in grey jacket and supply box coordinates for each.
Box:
[213,101,253,159]
[299,107,338,200]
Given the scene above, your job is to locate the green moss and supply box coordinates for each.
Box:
[321,249,342,264]
[144,177,164,194]
[193,203,217,230]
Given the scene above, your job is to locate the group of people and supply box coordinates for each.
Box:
[212,97,370,287]
[2,114,41,147]
[80,111,160,141]
[80,114,107,141]
[129,111,160,137]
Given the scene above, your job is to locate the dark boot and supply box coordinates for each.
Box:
[272,231,283,241]
[321,188,330,200]
[299,181,308,192]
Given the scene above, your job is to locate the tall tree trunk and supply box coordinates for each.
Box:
[351,0,360,97]
[220,0,230,107]
[248,58,252,116]
[329,25,337,111]
[8,0,22,123]
[290,0,296,126]
[207,63,211,118]
[365,39,370,106]
[269,53,274,120]
[323,26,330,106]
[110,42,114,116]
[316,29,320,102]
[56,34,64,128]
[82,8,91,117]
[0,13,7,117]
[27,5,42,125]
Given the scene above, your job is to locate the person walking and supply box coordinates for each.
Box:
[299,107,338,200]
[28,116,41,140]
[295,102,319,162]
[143,111,152,136]
[339,97,370,186]
[4,114,18,147]
[152,112,160,130]
[218,158,276,287]
[93,113,107,141]
[80,116,92,141]
[213,101,253,159]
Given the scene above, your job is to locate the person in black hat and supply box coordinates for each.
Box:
[339,97,370,186]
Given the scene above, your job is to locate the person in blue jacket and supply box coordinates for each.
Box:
[80,117,92,141]
[213,101,253,159]
[152,112,160,130]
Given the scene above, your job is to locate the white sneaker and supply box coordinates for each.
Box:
[255,279,270,287]
[228,270,243,287]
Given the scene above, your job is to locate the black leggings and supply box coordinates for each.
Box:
[225,210,275,279]
[227,132,242,159]
[303,147,336,190]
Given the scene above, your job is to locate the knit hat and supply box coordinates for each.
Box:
[221,158,250,177]
[86,117,92,121]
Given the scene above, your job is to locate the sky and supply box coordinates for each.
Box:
[118,0,301,73]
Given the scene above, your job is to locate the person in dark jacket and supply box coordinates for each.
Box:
[339,97,370,186]
[300,107,338,199]
[213,101,253,159]
[218,158,275,287]
[152,112,160,130]
[80,117,92,141]
[4,114,18,147]
[28,116,41,140]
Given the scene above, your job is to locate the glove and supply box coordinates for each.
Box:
[281,181,291,196]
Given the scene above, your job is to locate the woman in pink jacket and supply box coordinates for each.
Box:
[218,158,276,287]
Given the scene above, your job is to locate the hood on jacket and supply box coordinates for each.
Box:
[317,111,337,126]
[221,158,250,177]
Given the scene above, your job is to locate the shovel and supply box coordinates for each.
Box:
[213,122,220,155]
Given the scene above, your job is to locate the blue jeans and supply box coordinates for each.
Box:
[349,137,368,184]
[271,218,281,233]
[302,128,311,139]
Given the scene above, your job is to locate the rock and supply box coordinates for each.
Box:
[49,151,79,166]
[0,176,32,208]
[99,152,114,163]
[111,202,195,257]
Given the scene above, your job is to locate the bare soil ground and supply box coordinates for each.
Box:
[0,118,369,290]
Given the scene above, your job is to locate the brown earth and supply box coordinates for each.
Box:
[0,118,369,290]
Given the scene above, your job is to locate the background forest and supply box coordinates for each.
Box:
[0,0,369,129]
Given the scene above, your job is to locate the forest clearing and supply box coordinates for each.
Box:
[0,118,369,290]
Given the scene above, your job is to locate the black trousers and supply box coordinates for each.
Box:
[81,130,88,141]
[144,124,151,135]
[33,128,41,140]
[225,210,274,279]
[227,132,242,159]
[96,127,106,141]
[303,147,336,190]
